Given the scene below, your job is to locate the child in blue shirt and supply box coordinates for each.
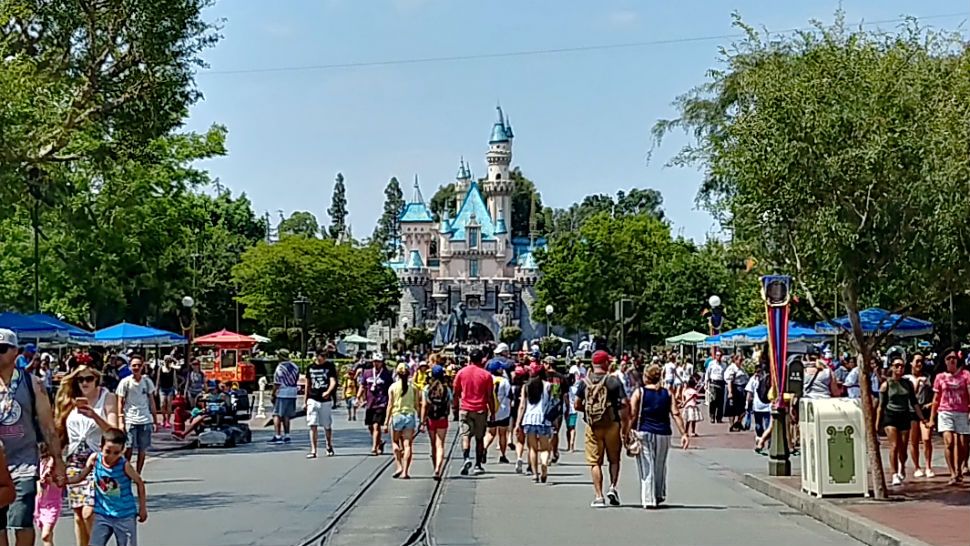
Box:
[68,428,148,546]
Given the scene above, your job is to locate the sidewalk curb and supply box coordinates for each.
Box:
[742,474,937,546]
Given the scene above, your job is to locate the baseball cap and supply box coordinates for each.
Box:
[372,352,385,362]
[486,361,503,374]
[431,365,445,379]
[0,329,17,349]
[591,350,610,366]
[469,349,484,364]
[276,348,291,359]
[495,343,509,354]
[23,343,36,354]
[542,356,556,365]
[529,363,542,376]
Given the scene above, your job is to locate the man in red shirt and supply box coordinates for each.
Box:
[453,349,496,475]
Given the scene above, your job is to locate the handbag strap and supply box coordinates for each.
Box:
[631,387,643,434]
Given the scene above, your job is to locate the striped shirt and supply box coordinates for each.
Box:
[274,361,299,398]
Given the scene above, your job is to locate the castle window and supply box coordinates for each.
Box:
[468,227,479,249]
[469,258,480,278]
[429,239,438,258]
[496,173,502,180]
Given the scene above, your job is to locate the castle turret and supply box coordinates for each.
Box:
[484,106,513,239]
[454,157,471,212]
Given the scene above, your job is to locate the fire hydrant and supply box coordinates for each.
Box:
[172,394,190,434]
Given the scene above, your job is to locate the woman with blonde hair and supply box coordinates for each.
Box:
[54,365,119,546]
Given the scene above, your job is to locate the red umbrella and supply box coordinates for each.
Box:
[192,329,258,348]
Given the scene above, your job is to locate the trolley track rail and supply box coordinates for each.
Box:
[298,431,460,546]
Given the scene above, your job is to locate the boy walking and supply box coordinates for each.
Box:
[68,428,148,546]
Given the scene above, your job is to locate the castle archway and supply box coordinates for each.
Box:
[468,321,496,343]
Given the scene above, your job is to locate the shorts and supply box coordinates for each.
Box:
[306,399,333,429]
[345,397,356,409]
[523,424,553,437]
[0,475,37,530]
[89,514,138,546]
[664,380,676,390]
[66,448,95,508]
[365,407,387,427]
[392,413,417,432]
[159,387,175,397]
[882,410,912,431]
[584,419,621,466]
[273,397,297,419]
[938,411,970,434]
[460,410,488,440]
[566,413,578,430]
[427,417,449,433]
[487,416,511,428]
[126,424,152,451]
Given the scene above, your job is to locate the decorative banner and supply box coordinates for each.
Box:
[761,275,792,409]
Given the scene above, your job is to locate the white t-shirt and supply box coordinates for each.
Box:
[663,362,677,383]
[117,376,156,426]
[494,377,512,421]
[745,375,772,413]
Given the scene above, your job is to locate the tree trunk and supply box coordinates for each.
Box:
[844,289,888,499]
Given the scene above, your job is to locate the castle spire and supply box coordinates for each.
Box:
[411,174,425,203]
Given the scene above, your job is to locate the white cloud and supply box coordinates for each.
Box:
[607,9,639,28]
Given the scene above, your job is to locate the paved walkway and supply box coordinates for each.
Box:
[430,426,861,546]
[692,418,970,546]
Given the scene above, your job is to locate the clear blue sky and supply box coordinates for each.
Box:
[185,1,969,242]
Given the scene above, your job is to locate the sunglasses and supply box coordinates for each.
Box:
[77,376,97,384]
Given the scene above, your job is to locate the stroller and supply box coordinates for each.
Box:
[195,383,253,448]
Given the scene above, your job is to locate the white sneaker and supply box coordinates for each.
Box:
[891,474,902,486]
[925,468,936,478]
[590,498,607,508]
[914,469,925,478]
[514,459,524,474]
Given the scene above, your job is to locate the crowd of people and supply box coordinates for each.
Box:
[273,340,692,509]
[704,346,970,487]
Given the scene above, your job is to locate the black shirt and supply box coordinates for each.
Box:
[307,360,338,402]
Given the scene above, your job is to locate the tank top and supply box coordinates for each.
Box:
[157,366,176,390]
[0,369,39,472]
[187,371,205,395]
[883,379,915,414]
[637,387,673,436]
[389,381,417,416]
[521,381,550,427]
[802,367,832,399]
[66,388,109,454]
[93,454,136,518]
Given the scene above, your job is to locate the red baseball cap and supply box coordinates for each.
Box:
[592,350,610,366]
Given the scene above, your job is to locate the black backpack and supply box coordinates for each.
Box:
[427,385,450,420]
[755,372,771,406]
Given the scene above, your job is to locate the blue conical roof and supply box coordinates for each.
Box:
[494,208,508,235]
[406,249,424,269]
[449,181,495,241]
[489,106,512,143]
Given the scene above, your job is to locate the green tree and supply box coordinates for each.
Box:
[373,177,405,257]
[428,183,457,221]
[653,14,970,498]
[547,189,664,240]
[509,168,547,237]
[233,237,401,334]
[278,211,320,239]
[0,0,219,213]
[328,172,348,239]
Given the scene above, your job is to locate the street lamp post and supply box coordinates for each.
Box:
[293,293,309,357]
[544,304,554,338]
[181,296,196,363]
[761,275,793,477]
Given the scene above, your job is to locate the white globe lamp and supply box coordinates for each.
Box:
[708,295,721,308]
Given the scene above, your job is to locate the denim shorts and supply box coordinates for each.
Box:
[523,424,553,437]
[0,475,37,530]
[126,423,152,451]
[90,514,138,546]
[392,413,417,432]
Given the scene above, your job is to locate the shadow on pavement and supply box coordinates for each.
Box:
[147,491,250,512]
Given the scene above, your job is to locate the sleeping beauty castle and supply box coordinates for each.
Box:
[368,107,546,346]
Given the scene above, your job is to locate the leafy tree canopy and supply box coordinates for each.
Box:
[278,211,320,239]
[653,12,970,497]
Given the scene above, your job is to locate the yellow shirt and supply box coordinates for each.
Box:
[413,369,429,392]
[389,380,418,416]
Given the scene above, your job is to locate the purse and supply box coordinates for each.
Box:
[626,387,643,457]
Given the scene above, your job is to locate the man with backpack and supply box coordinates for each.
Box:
[745,362,773,452]
[574,350,629,508]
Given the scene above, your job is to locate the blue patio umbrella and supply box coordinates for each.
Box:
[94,322,187,346]
[729,323,830,344]
[28,314,93,340]
[814,308,933,338]
[0,312,70,340]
